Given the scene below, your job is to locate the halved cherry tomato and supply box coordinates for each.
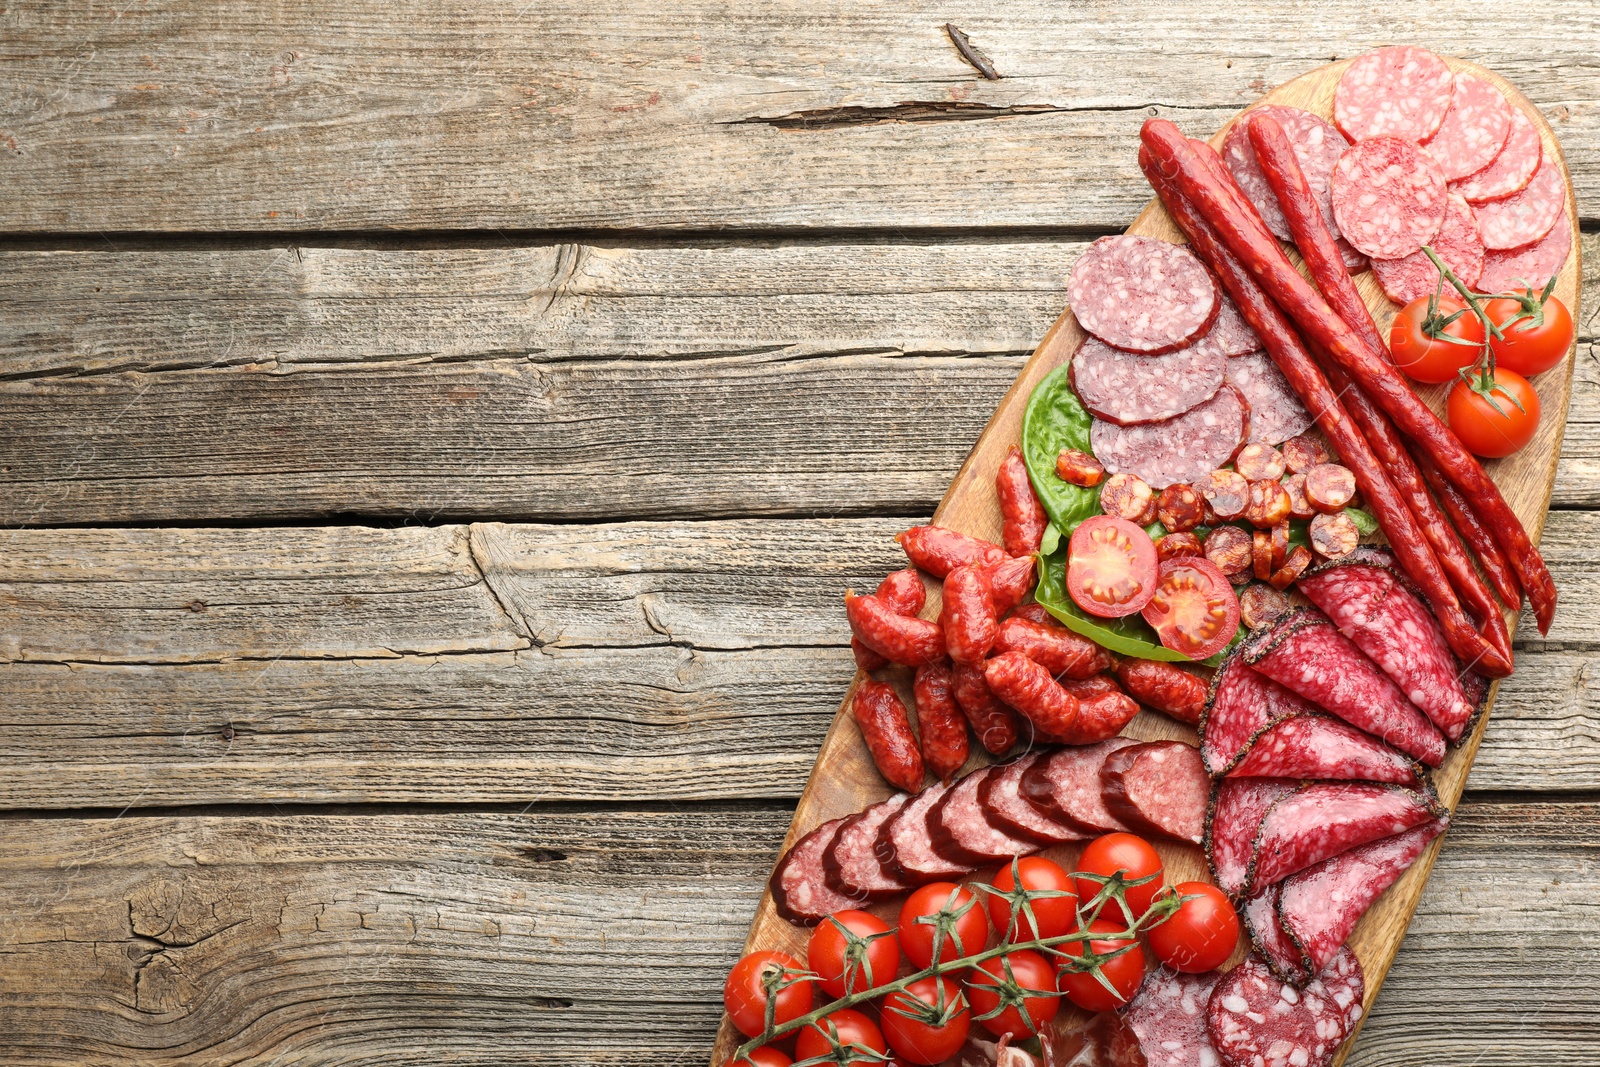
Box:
[1140,556,1240,660]
[724,950,815,1038]
[1067,515,1159,619]
[1073,832,1165,924]
[898,882,989,969]
[807,909,899,999]
[1486,288,1573,377]
[1145,881,1241,974]
[880,976,971,1065]
[987,856,1078,943]
[794,1008,887,1063]
[1389,295,1484,383]
[728,1048,792,1067]
[964,949,1061,1038]
[1057,917,1148,1012]
[1447,368,1540,459]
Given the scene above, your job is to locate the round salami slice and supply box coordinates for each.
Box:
[880,782,974,884]
[823,793,914,902]
[1072,335,1227,426]
[1478,209,1572,294]
[1333,45,1453,143]
[931,767,1038,865]
[1423,73,1514,182]
[1313,945,1366,1035]
[979,752,1086,846]
[1210,291,1263,356]
[1122,967,1225,1067]
[1224,105,1350,243]
[1091,385,1248,489]
[1453,105,1542,204]
[1331,137,1448,260]
[770,815,860,925]
[1068,236,1220,354]
[1225,351,1312,445]
[1206,954,1349,1067]
[1371,192,1485,304]
[1473,154,1564,251]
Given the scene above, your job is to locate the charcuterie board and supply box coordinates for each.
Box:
[710,55,1579,1066]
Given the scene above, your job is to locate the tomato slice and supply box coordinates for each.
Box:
[1067,516,1159,619]
[1139,557,1239,660]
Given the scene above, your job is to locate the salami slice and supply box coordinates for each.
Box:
[1247,781,1442,893]
[1022,737,1139,836]
[1225,351,1313,445]
[1299,552,1476,742]
[1122,967,1225,1067]
[1201,646,1322,776]
[1245,609,1446,767]
[1453,105,1542,204]
[1072,335,1227,426]
[1371,192,1485,304]
[932,766,1038,865]
[1068,235,1221,354]
[1205,777,1298,898]
[1207,954,1348,1067]
[1473,154,1564,251]
[1243,884,1309,985]
[1333,45,1453,143]
[1314,946,1366,1035]
[1279,816,1447,974]
[1336,237,1369,275]
[1423,73,1515,182]
[823,794,914,902]
[1223,105,1350,242]
[1101,740,1210,845]
[1227,712,1422,787]
[981,752,1087,846]
[1331,137,1448,260]
[1209,291,1263,357]
[880,782,974,884]
[1092,385,1248,489]
[1478,209,1572,294]
[771,815,860,925]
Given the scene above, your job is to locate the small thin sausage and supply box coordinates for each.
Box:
[1245,479,1292,528]
[1271,523,1289,569]
[1116,659,1209,726]
[1253,529,1274,580]
[1415,451,1522,608]
[1157,483,1206,532]
[845,591,947,667]
[1283,473,1317,520]
[1201,469,1251,520]
[984,555,1038,615]
[1305,463,1358,512]
[983,652,1081,739]
[1155,531,1204,561]
[1309,511,1360,559]
[877,567,927,617]
[1204,525,1253,577]
[852,679,925,793]
[1100,473,1158,526]
[940,563,999,666]
[1238,583,1291,628]
[1282,433,1331,474]
[997,445,1050,557]
[1057,448,1106,487]
[1067,690,1143,744]
[913,662,971,781]
[1059,674,1126,701]
[1268,545,1314,590]
[991,616,1112,679]
[950,662,1022,755]
[897,525,1006,578]
[1235,443,1287,482]
[852,638,888,672]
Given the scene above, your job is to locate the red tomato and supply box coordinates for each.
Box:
[1067,515,1160,619]
[898,882,989,969]
[1140,556,1240,661]
[807,910,900,999]
[794,1008,887,1064]
[880,976,971,1065]
[1486,289,1573,377]
[724,950,815,1038]
[987,856,1078,943]
[1073,832,1165,924]
[1389,296,1485,383]
[1447,368,1541,459]
[1145,881,1241,973]
[728,1048,792,1067]
[1057,917,1148,1012]
[964,949,1061,1038]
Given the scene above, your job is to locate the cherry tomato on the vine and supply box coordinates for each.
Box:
[1067,515,1160,619]
[1486,288,1573,377]
[793,1008,887,1064]
[1057,917,1148,1012]
[1389,295,1484,384]
[724,950,815,1038]
[964,949,1061,1038]
[898,882,989,969]
[880,976,971,1066]
[1447,367,1541,459]
[1073,832,1165,924]
[807,910,900,999]
[987,856,1078,943]
[727,1048,792,1067]
[1145,881,1241,973]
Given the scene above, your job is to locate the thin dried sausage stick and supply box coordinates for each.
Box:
[1415,451,1523,608]
[913,662,971,781]
[997,445,1050,556]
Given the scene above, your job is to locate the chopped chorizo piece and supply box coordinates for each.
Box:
[1283,473,1316,520]
[1304,463,1357,512]
[1100,472,1159,525]
[1238,582,1290,630]
[1201,468,1251,520]
[1205,777,1298,898]
[1245,479,1292,528]
[1235,442,1286,482]
[1271,523,1289,569]
[1253,530,1274,581]
[1156,531,1204,561]
[1229,712,1423,787]
[1268,545,1313,591]
[1067,235,1220,353]
[1156,482,1206,532]
[1248,781,1442,892]
[1101,740,1209,845]
[1203,525,1253,578]
[1206,953,1349,1065]
[1309,512,1360,559]
[1057,447,1106,487]
[1281,433,1330,473]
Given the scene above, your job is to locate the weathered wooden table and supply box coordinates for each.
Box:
[1,5,1596,1064]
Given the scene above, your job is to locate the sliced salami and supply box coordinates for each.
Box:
[1071,335,1227,426]
[1205,777,1298,898]
[1423,73,1515,182]
[1206,953,1348,1067]
[1122,967,1225,1067]
[880,782,975,884]
[1243,883,1309,985]
[1223,104,1349,242]
[1200,646,1321,776]
[1245,609,1446,767]
[1333,45,1453,143]
[1225,351,1313,445]
[1453,105,1542,204]
[1227,713,1422,787]
[1209,290,1263,356]
[1478,208,1572,294]
[771,815,860,925]
[823,793,914,902]
[1279,816,1447,974]
[1247,781,1442,893]
[1371,192,1485,304]
[1021,737,1138,836]
[980,752,1087,846]
[1331,137,1448,260]
[1314,946,1366,1035]
[932,766,1039,865]
[1473,154,1564,250]
[1068,235,1221,354]
[1092,385,1248,489]
[1299,552,1477,742]
[1336,237,1369,275]
[1101,740,1210,845]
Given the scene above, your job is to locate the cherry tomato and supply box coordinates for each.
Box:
[728,1048,792,1067]
[1486,289,1573,377]
[964,949,1061,1038]
[880,976,971,1065]
[1057,917,1148,1012]
[1073,832,1165,923]
[1145,881,1241,974]
[794,1008,887,1063]
[724,950,815,1038]
[1389,296,1484,383]
[807,910,900,999]
[987,856,1078,943]
[898,882,989,969]
[1140,556,1240,661]
[1447,368,1541,459]
[1067,515,1160,619]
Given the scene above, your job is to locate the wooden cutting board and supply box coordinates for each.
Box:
[711,56,1579,1066]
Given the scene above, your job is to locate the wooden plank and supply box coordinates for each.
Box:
[0,801,1593,1065]
[0,236,1595,524]
[2,3,1598,232]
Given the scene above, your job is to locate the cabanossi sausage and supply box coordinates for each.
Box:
[997,445,1050,556]
[852,679,925,792]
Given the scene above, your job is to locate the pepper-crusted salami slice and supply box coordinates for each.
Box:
[1200,642,1322,775]
[1243,884,1309,985]
[1207,953,1348,1067]
[1068,235,1221,354]
[932,766,1039,865]
[1228,712,1423,787]
[880,782,974,884]
[1209,291,1263,356]
[1100,740,1210,845]
[1333,45,1453,143]
[771,815,860,925]
[1122,967,1225,1067]
[981,752,1087,846]
[1478,209,1572,294]
[1315,946,1366,1035]
[1071,336,1227,426]
[1474,154,1564,251]
[1423,73,1515,182]
[1279,816,1447,975]
[1371,192,1485,304]
[1021,738,1139,837]
[1206,777,1298,898]
[1247,781,1442,892]
[824,794,914,902]
[1223,104,1350,242]
[1092,385,1248,489]
[1225,351,1312,445]
[1453,105,1542,204]
[1331,137,1448,260]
